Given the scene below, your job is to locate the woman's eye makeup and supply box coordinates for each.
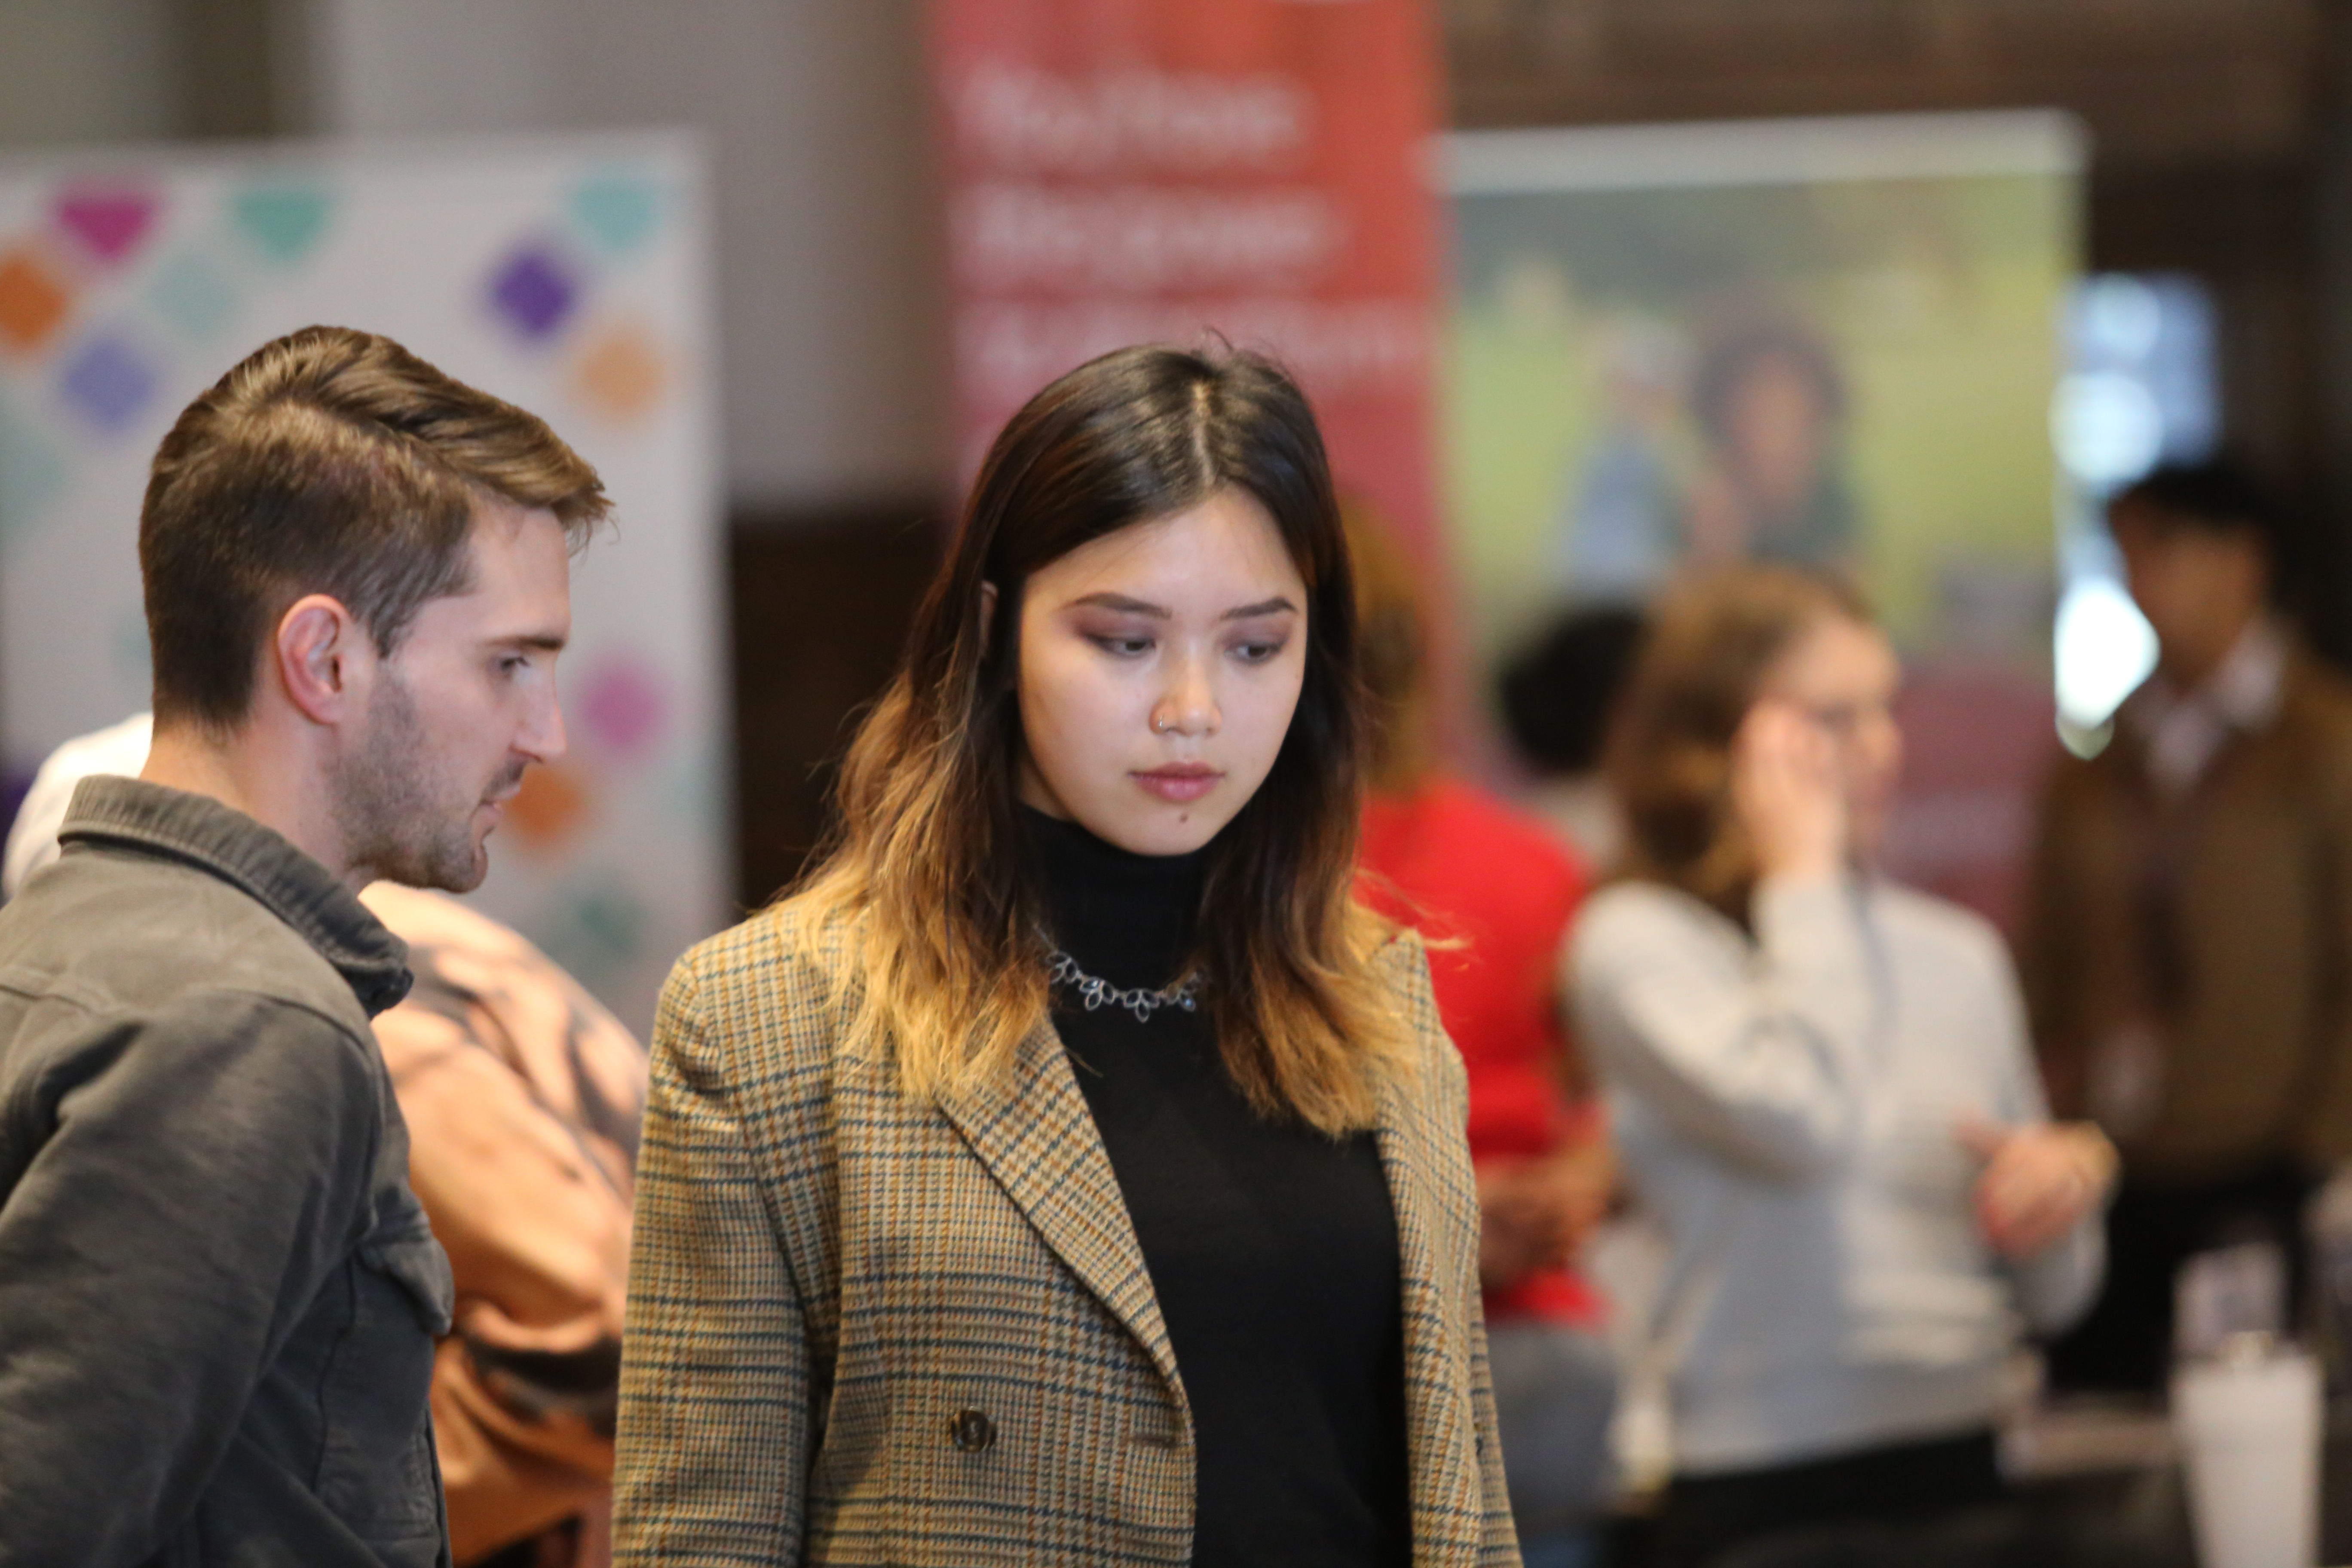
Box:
[1225,614,1295,663]
[1075,620,1157,655]
[1068,609,1295,662]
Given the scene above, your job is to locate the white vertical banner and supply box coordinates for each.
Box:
[0,133,728,1033]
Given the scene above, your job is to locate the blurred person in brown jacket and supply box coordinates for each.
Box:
[4,720,646,1567]
[2024,457,2352,1393]
[362,885,646,1568]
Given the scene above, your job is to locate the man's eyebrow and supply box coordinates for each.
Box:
[1068,592,1169,618]
[493,632,569,652]
[1222,597,1298,620]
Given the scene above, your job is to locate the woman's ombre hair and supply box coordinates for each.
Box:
[789,344,1413,1133]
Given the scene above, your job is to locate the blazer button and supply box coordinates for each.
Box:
[949,1407,997,1452]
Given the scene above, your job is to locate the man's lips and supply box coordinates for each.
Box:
[1132,764,1222,802]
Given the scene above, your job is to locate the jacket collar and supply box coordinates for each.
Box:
[937,1016,1190,1404]
[57,775,413,1016]
[2122,616,2291,797]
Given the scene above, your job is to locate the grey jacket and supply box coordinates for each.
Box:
[0,777,455,1567]
[1571,875,2103,1473]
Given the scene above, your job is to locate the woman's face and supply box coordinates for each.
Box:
[1012,488,1310,856]
[1727,353,1832,513]
[1755,612,1904,854]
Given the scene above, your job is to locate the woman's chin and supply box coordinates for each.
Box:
[1080,799,1231,858]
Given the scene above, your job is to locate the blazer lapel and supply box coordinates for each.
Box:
[1377,1071,1485,1563]
[937,1017,1185,1397]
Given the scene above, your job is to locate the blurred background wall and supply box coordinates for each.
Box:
[3,0,2349,909]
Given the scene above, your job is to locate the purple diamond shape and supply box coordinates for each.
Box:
[57,332,156,434]
[487,244,579,340]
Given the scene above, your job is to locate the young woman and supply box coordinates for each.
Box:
[613,346,1516,1567]
[1567,567,2115,1568]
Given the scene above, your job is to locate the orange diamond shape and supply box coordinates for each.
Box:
[574,322,666,423]
[505,760,591,851]
[0,247,70,355]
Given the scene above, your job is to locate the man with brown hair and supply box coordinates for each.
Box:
[2027,456,2352,1392]
[0,325,606,1566]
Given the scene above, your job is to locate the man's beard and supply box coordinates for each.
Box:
[334,674,517,893]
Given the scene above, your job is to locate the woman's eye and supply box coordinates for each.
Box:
[1088,634,1154,657]
[1232,640,1286,664]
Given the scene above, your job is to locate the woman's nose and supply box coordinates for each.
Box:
[1151,655,1220,737]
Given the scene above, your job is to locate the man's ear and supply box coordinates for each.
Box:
[274,594,368,726]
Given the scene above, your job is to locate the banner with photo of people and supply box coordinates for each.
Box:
[1445,112,2084,921]
[0,134,725,1034]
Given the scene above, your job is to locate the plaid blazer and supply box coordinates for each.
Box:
[613,899,1520,1567]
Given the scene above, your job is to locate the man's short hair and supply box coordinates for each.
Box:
[1498,603,1648,777]
[2110,456,2288,553]
[140,325,609,731]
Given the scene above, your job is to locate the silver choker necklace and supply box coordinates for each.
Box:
[1044,949,1203,1022]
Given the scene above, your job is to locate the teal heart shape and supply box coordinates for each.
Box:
[570,176,660,257]
[233,187,331,264]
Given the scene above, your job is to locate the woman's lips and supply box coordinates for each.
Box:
[1132,765,1223,802]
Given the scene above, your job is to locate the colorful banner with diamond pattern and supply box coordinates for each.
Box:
[0,134,725,1035]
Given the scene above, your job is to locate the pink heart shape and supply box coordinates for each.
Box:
[54,186,159,266]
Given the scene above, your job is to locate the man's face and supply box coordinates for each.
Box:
[2109,497,2269,683]
[335,502,572,892]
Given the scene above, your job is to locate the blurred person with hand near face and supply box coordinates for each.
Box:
[1570,567,2111,1568]
[1348,507,1619,1568]
[2028,459,2352,1394]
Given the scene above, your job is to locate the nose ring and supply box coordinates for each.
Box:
[1153,716,1172,734]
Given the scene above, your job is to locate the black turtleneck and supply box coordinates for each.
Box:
[1023,806,1411,1568]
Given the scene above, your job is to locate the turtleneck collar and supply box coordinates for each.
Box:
[1021,804,1209,992]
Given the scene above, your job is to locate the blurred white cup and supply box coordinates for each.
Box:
[2173,1337,2322,1568]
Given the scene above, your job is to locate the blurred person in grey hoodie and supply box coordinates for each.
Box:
[1570,566,2112,1568]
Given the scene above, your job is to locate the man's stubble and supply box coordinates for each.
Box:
[334,670,516,894]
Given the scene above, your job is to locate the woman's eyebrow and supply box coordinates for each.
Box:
[1222,597,1298,621]
[1067,591,1168,618]
[1063,592,1298,619]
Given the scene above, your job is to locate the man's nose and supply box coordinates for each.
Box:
[522,686,568,764]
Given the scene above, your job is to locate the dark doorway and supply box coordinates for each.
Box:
[729,504,946,910]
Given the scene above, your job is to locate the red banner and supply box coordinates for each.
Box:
[930,0,1446,553]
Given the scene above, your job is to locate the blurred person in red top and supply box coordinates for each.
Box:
[1347,506,1619,1568]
